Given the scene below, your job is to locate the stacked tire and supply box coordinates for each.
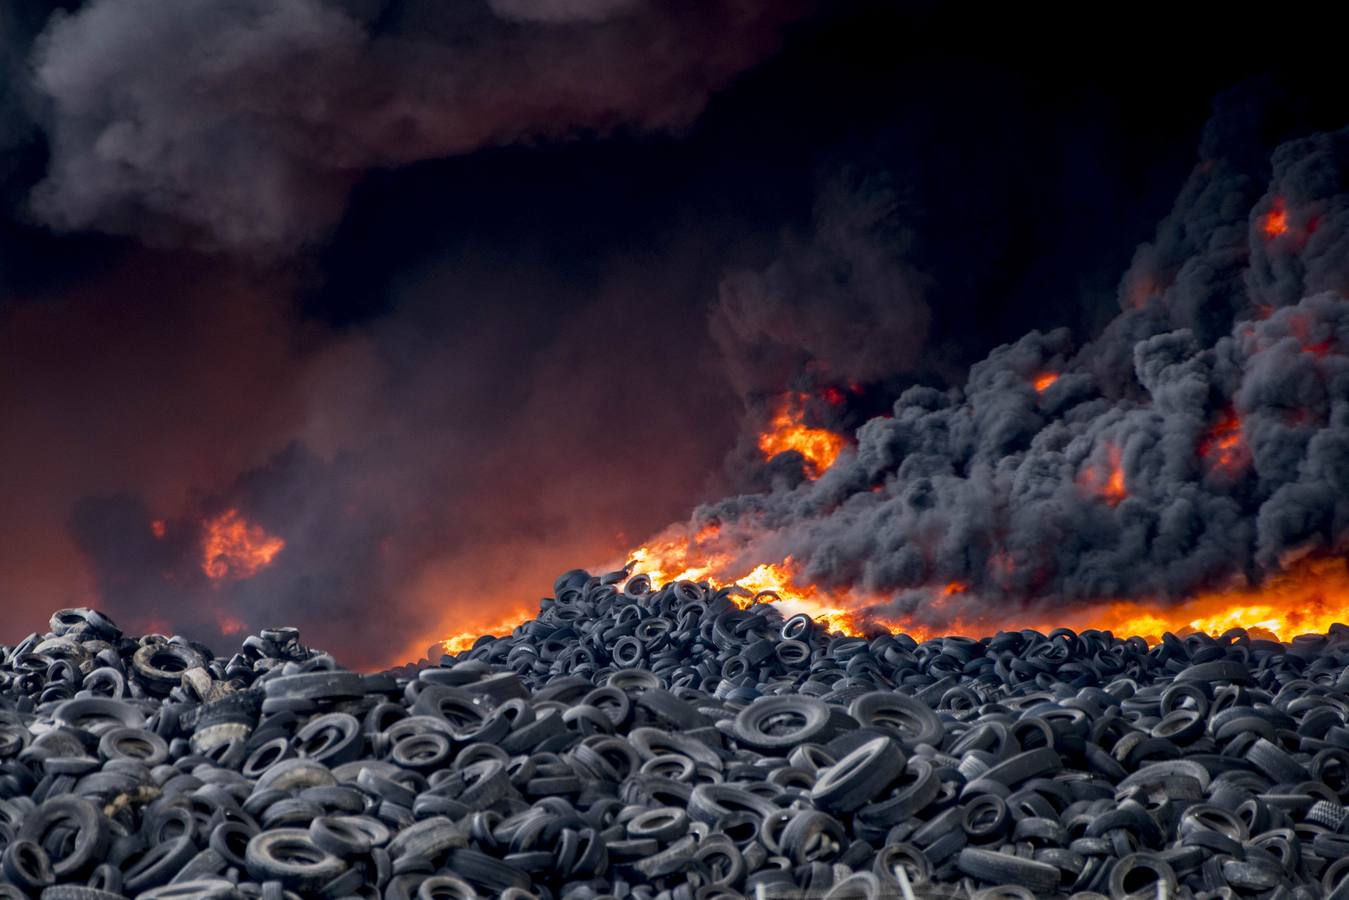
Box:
[2,573,1349,898]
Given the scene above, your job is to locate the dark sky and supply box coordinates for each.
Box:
[1,0,1345,666]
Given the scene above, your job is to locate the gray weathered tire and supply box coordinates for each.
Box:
[957,848,1060,892]
[244,828,347,891]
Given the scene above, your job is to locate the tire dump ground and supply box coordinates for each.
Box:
[5,569,1349,899]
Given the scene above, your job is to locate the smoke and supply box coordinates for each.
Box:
[12,241,739,669]
[27,0,804,251]
[711,171,931,401]
[684,105,1349,630]
[4,3,1347,668]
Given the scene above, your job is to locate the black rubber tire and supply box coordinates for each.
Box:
[848,692,944,748]
[732,696,833,753]
[2,839,53,891]
[974,747,1063,789]
[244,829,347,891]
[123,834,198,892]
[626,806,689,842]
[416,875,479,899]
[1108,853,1178,899]
[956,848,1060,892]
[134,881,241,899]
[16,796,109,881]
[811,736,907,812]
[385,815,468,863]
[294,713,364,767]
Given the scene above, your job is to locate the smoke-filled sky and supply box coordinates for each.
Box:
[1,1,1346,668]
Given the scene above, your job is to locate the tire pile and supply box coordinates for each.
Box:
[3,571,1349,899]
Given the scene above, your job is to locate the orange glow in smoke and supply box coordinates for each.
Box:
[201,509,285,581]
[1263,198,1289,237]
[215,613,247,636]
[1200,412,1248,474]
[1033,373,1058,393]
[757,393,847,477]
[150,519,166,539]
[1079,443,1127,506]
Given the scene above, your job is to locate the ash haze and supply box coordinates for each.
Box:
[0,0,1345,668]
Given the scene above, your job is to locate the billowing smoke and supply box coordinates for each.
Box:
[27,0,804,251]
[684,108,1349,631]
[3,1,1345,669]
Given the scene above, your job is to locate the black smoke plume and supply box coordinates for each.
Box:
[684,97,1349,630]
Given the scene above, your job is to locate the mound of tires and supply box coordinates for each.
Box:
[3,569,1349,899]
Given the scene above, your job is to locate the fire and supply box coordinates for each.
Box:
[201,509,285,581]
[440,608,534,654]
[1079,443,1127,506]
[1263,198,1289,237]
[435,547,1349,659]
[1200,412,1248,474]
[216,613,247,635]
[1033,373,1058,393]
[1077,556,1349,643]
[757,393,847,477]
[150,519,166,539]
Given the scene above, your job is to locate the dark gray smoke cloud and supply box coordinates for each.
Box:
[711,171,931,400]
[685,107,1349,630]
[27,0,804,251]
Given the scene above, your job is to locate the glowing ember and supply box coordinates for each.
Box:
[1263,198,1289,237]
[150,519,166,539]
[1079,443,1126,506]
[1200,412,1248,474]
[757,392,847,477]
[201,509,285,581]
[1032,373,1058,393]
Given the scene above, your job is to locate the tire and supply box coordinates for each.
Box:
[732,696,833,753]
[957,848,1060,893]
[16,796,109,881]
[849,692,944,748]
[2,840,53,891]
[245,829,347,891]
[811,736,907,813]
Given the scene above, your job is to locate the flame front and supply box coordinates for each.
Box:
[1072,557,1349,642]
[437,533,1349,652]
[757,392,846,477]
[201,509,285,581]
[1033,373,1058,393]
[440,608,534,654]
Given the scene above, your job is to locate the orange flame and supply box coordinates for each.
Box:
[1079,443,1126,506]
[1033,373,1058,393]
[201,509,285,581]
[436,541,1349,657]
[1200,412,1248,474]
[440,608,534,654]
[1072,557,1349,643]
[1263,198,1289,238]
[758,393,846,477]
